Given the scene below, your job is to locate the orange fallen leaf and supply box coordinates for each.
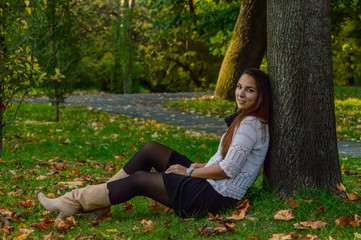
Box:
[302,199,313,203]
[274,209,295,221]
[0,207,14,217]
[20,199,34,208]
[286,197,299,208]
[226,199,250,220]
[54,219,68,234]
[123,201,134,212]
[336,182,346,192]
[269,233,292,240]
[294,221,327,229]
[335,216,360,228]
[346,192,360,201]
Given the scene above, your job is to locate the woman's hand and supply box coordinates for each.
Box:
[165,164,187,176]
[190,163,206,169]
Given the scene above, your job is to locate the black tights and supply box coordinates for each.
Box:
[107,141,192,208]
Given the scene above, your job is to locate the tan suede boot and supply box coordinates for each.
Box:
[107,168,129,183]
[38,183,111,219]
[86,169,129,219]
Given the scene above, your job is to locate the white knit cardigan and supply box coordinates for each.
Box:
[205,116,269,200]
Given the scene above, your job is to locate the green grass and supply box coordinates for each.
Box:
[0,102,360,239]
[164,86,361,142]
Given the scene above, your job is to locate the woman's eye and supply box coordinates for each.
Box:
[247,88,254,92]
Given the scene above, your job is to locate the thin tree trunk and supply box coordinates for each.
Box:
[112,0,122,92]
[52,5,59,121]
[215,0,266,100]
[264,0,341,197]
[0,89,3,155]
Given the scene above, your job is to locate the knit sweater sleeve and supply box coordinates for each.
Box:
[219,117,258,178]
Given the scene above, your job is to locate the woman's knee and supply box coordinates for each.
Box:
[129,171,152,186]
[142,141,161,151]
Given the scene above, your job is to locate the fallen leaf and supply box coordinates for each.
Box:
[43,230,64,240]
[131,226,139,231]
[199,225,216,236]
[274,210,295,221]
[302,199,313,203]
[227,199,250,220]
[140,219,153,230]
[214,225,227,234]
[36,175,48,180]
[54,219,68,234]
[13,228,34,240]
[336,182,346,192]
[344,170,358,175]
[354,232,361,239]
[123,201,134,212]
[335,216,360,228]
[294,221,327,229]
[269,233,292,240]
[0,207,14,217]
[286,197,299,208]
[20,199,34,208]
[316,206,326,215]
[346,192,360,201]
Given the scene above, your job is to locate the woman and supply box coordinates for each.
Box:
[38,68,271,219]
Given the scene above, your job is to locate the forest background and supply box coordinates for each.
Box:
[1,0,360,103]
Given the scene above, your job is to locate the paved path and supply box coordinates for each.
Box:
[27,92,361,157]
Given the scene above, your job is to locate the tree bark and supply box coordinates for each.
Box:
[215,0,266,100]
[264,0,342,197]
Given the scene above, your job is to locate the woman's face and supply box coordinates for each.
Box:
[235,74,259,110]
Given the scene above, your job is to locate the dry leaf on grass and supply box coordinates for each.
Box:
[274,209,295,221]
[123,201,134,212]
[286,197,299,208]
[346,192,360,201]
[293,221,327,229]
[268,233,292,240]
[336,182,346,192]
[226,199,250,221]
[354,232,361,239]
[13,228,34,240]
[42,230,64,240]
[335,216,360,228]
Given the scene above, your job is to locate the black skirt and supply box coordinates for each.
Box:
[162,151,238,218]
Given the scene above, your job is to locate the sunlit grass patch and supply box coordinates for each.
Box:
[0,102,360,239]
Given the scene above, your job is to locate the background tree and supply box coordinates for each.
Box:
[40,0,79,121]
[214,0,266,100]
[264,0,342,196]
[0,0,44,154]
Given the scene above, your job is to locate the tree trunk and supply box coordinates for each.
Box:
[264,0,342,197]
[52,4,59,122]
[215,0,266,100]
[112,0,122,92]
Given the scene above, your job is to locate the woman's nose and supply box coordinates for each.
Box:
[239,89,245,97]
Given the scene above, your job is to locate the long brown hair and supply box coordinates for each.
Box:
[221,68,271,158]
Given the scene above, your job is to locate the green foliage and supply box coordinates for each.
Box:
[331,0,361,86]
[0,0,45,131]
[1,102,360,239]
